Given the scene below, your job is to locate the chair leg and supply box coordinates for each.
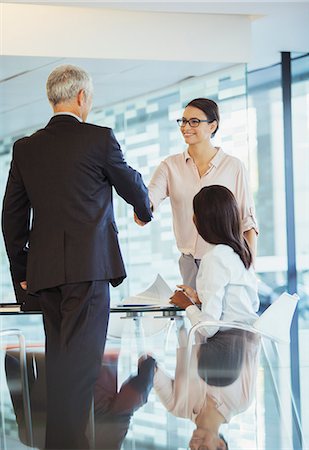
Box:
[0,329,34,449]
[19,332,34,448]
[134,316,146,357]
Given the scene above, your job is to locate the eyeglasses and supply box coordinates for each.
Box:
[177,118,212,128]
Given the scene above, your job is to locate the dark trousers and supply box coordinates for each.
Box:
[39,280,110,449]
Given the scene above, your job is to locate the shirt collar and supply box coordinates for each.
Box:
[210,147,225,167]
[53,112,82,122]
[184,147,224,167]
[184,148,191,161]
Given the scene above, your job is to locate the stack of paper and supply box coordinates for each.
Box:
[121,274,173,307]
[0,303,22,313]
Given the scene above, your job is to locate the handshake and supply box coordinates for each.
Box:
[134,202,154,226]
[134,212,148,227]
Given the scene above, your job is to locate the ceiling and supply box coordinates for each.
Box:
[1,1,309,138]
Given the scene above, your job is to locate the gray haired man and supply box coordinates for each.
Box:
[2,64,152,449]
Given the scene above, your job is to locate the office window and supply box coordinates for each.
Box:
[247,65,288,308]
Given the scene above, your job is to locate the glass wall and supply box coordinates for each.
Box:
[247,52,309,448]
[0,63,249,305]
[247,64,288,309]
[90,63,248,304]
[247,63,291,450]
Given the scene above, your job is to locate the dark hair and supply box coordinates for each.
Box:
[193,185,252,269]
[197,329,245,387]
[186,98,220,137]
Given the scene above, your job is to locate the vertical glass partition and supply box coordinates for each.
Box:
[291,52,309,448]
[0,59,251,450]
[247,65,288,308]
[247,53,309,450]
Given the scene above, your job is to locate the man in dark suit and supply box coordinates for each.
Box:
[1,64,152,449]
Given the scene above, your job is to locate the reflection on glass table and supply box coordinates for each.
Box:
[154,320,259,450]
[1,294,307,450]
[4,346,156,450]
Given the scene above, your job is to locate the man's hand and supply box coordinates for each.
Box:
[20,281,27,290]
[134,212,147,226]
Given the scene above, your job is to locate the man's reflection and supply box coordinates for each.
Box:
[154,323,260,450]
[5,349,156,450]
[94,353,156,449]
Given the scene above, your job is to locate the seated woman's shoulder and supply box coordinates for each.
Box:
[203,244,233,262]
[212,244,234,256]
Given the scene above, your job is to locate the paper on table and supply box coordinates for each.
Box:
[122,274,173,306]
[0,303,21,312]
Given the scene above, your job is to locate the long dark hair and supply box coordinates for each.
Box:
[186,98,220,138]
[193,185,252,269]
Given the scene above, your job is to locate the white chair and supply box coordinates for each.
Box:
[253,292,299,343]
[187,292,299,348]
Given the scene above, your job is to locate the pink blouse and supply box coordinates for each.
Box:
[148,148,258,259]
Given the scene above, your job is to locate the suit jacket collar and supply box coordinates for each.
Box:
[47,114,82,126]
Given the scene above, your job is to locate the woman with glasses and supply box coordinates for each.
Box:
[139,98,258,288]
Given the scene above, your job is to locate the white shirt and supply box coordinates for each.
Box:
[186,244,259,336]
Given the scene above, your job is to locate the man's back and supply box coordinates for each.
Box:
[3,114,152,292]
[1,64,152,450]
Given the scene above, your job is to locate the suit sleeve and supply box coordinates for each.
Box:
[2,148,31,282]
[102,129,152,223]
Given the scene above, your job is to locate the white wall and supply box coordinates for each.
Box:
[0,3,251,63]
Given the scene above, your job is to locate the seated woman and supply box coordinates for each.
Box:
[170,184,260,336]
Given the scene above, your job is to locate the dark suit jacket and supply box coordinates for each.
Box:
[2,114,152,293]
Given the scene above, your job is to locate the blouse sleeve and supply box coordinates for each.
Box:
[148,161,169,211]
[235,162,259,234]
[186,252,230,337]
